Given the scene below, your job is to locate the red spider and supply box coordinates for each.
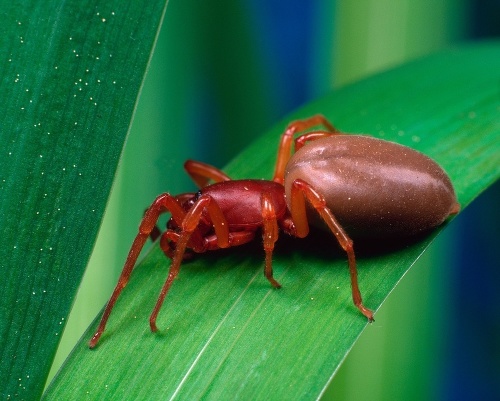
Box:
[89,115,459,348]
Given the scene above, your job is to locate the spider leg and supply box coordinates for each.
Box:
[89,193,189,348]
[149,194,230,332]
[294,131,341,152]
[273,115,339,184]
[261,192,281,288]
[184,159,232,188]
[146,193,197,243]
[158,230,195,260]
[289,179,374,322]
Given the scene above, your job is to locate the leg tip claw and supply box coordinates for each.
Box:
[150,321,158,333]
[89,333,100,349]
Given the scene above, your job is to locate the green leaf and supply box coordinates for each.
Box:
[43,43,499,400]
[0,1,167,399]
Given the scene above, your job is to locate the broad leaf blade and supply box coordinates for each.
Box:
[0,1,168,399]
[43,43,500,400]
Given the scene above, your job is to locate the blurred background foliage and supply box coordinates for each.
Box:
[48,0,499,400]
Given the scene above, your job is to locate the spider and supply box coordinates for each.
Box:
[89,115,459,348]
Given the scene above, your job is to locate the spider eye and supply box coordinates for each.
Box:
[194,190,202,200]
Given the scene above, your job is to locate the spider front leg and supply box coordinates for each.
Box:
[89,193,189,349]
[147,193,196,243]
[149,193,230,332]
[288,179,374,322]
